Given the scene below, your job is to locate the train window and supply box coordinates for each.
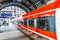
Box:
[37,17,49,30]
[37,18,41,28]
[24,20,27,26]
[17,20,20,24]
[29,19,34,27]
[37,16,56,32]
[30,0,39,3]
[20,21,24,24]
[17,20,23,24]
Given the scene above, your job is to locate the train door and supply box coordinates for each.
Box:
[47,16,56,32]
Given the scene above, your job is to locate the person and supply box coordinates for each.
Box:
[6,20,9,26]
[3,20,6,26]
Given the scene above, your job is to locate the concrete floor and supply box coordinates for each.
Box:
[0,22,48,40]
[0,22,27,40]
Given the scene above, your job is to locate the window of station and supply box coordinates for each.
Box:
[39,0,46,4]
[0,6,26,19]
[30,0,39,3]
[0,6,26,27]
[12,0,21,2]
[36,0,55,8]
[22,0,32,7]
[29,19,34,27]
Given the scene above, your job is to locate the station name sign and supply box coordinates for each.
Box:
[0,13,12,18]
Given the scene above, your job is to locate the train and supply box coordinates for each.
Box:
[17,16,55,32]
[15,0,60,40]
[17,12,56,39]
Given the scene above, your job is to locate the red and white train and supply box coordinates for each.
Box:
[16,0,60,40]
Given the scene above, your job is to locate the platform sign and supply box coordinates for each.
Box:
[1,13,12,17]
[0,13,12,18]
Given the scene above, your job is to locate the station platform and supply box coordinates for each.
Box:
[0,22,47,40]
